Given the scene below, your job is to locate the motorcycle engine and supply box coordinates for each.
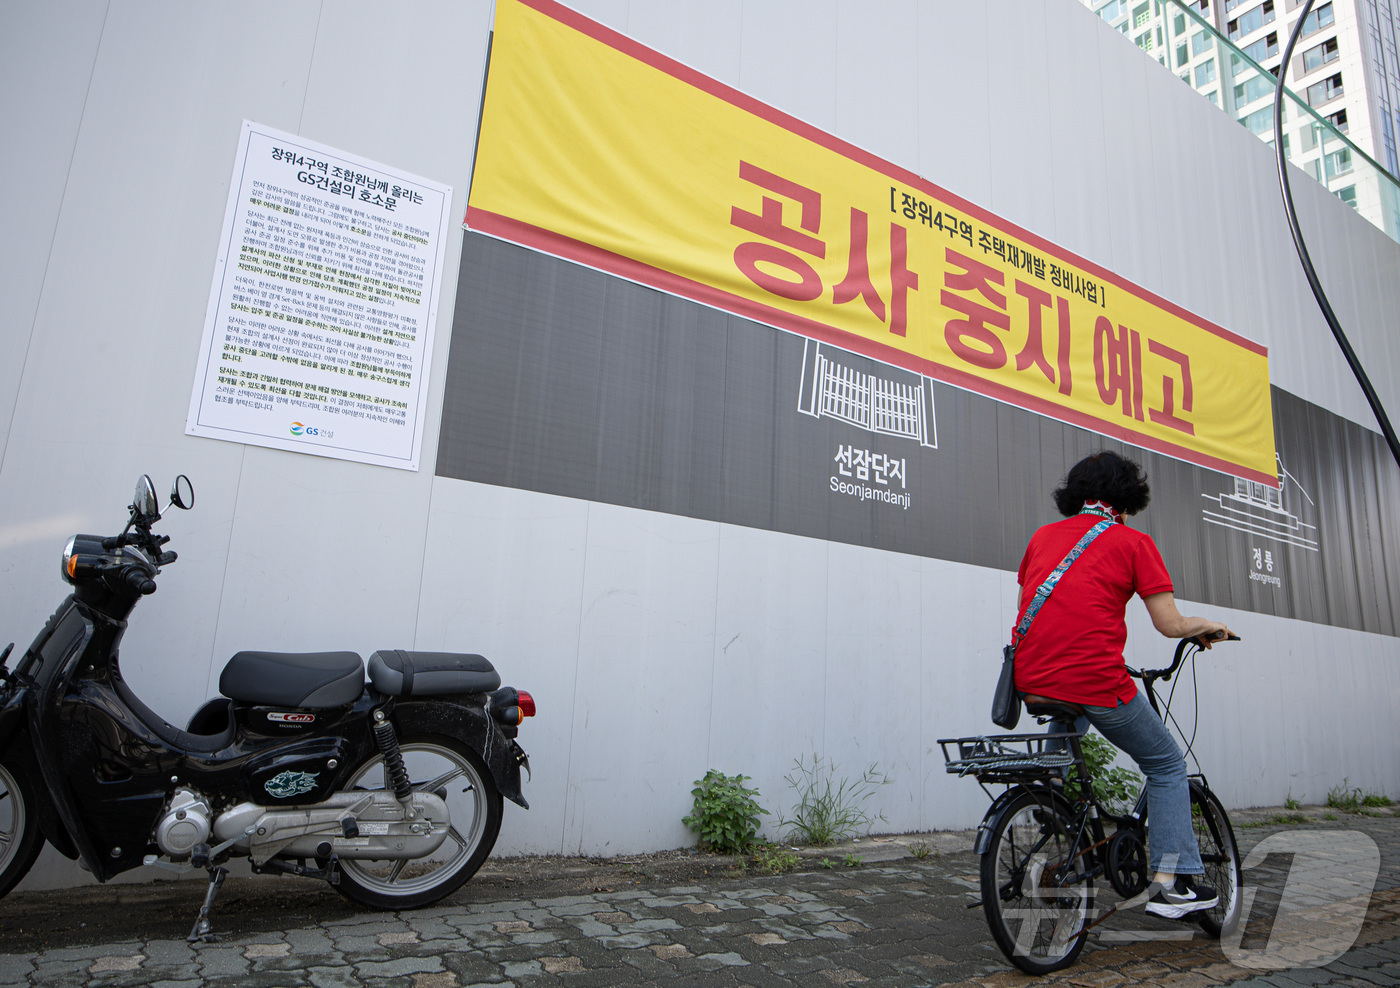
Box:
[155,788,212,858]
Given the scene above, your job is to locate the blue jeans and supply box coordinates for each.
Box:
[1048,692,1203,876]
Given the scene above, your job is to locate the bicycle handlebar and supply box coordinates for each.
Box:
[1127,632,1239,683]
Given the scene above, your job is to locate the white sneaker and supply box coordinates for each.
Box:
[1145,876,1219,919]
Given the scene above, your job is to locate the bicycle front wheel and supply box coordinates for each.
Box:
[980,789,1094,974]
[1190,782,1241,938]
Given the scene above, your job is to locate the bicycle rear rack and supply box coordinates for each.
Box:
[938,733,1078,784]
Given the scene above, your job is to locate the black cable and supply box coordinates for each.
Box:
[1274,0,1400,471]
[1161,645,1201,773]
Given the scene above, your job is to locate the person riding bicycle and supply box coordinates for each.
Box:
[1012,450,1234,919]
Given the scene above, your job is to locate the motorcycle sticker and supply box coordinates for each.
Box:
[266,711,315,724]
[264,770,319,799]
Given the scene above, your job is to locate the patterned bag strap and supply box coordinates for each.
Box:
[1013,518,1114,645]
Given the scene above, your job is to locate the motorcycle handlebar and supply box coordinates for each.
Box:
[121,568,157,595]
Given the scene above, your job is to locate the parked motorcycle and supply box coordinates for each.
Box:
[0,475,533,939]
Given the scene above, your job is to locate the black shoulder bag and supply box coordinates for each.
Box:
[991,518,1114,729]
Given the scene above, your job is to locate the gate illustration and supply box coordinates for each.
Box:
[798,341,937,447]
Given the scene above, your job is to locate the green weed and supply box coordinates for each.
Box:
[1069,732,1143,815]
[1326,779,1391,814]
[1241,812,1310,828]
[684,769,768,854]
[750,842,801,874]
[778,754,890,846]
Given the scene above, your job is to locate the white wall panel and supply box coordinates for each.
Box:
[821,540,924,832]
[208,452,427,663]
[1143,63,1204,315]
[1195,103,1263,347]
[707,524,830,839]
[624,0,743,84]
[0,0,106,462]
[1045,2,1117,265]
[299,0,491,189]
[916,562,1013,831]
[985,0,1057,242]
[414,478,591,855]
[833,0,920,173]
[916,3,992,207]
[737,0,838,132]
[6,2,320,446]
[1094,16,1166,294]
[563,503,721,854]
[561,0,628,34]
[0,2,326,726]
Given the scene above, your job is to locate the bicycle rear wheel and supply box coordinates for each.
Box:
[1189,782,1241,938]
[980,789,1094,974]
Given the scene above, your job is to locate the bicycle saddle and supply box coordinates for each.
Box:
[1023,694,1086,720]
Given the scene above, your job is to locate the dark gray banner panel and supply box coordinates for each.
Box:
[437,233,1400,637]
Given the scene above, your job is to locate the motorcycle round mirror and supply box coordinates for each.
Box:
[170,474,195,511]
[134,475,160,520]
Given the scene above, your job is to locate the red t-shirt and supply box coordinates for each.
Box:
[1012,514,1174,707]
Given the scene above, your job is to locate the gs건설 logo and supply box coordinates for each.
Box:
[289,422,321,437]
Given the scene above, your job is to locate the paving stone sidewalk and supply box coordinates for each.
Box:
[0,808,1396,987]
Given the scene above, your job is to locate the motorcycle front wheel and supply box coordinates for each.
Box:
[334,734,503,910]
[0,756,44,899]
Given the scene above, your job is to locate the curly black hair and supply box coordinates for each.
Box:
[1052,450,1151,517]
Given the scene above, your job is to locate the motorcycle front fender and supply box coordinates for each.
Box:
[0,700,78,861]
[392,698,529,809]
[0,685,25,752]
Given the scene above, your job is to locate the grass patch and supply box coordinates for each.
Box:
[778,754,890,846]
[750,842,801,875]
[1241,812,1310,828]
[1327,779,1392,814]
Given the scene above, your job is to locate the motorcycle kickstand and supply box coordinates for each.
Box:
[187,865,229,944]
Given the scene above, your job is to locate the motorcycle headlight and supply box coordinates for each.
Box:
[62,534,107,584]
[61,536,77,585]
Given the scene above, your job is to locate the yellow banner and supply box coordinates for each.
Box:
[467,0,1276,483]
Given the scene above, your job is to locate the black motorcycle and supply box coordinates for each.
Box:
[0,475,534,939]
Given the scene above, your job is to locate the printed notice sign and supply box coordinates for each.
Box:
[187,120,452,470]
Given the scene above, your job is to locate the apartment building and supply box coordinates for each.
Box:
[1086,0,1400,229]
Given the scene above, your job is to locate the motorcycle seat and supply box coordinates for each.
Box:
[220,650,365,708]
[368,650,500,696]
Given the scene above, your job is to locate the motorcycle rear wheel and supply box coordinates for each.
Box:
[334,734,502,910]
[0,757,44,899]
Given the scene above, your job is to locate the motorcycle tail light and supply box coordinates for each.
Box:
[517,691,536,718]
